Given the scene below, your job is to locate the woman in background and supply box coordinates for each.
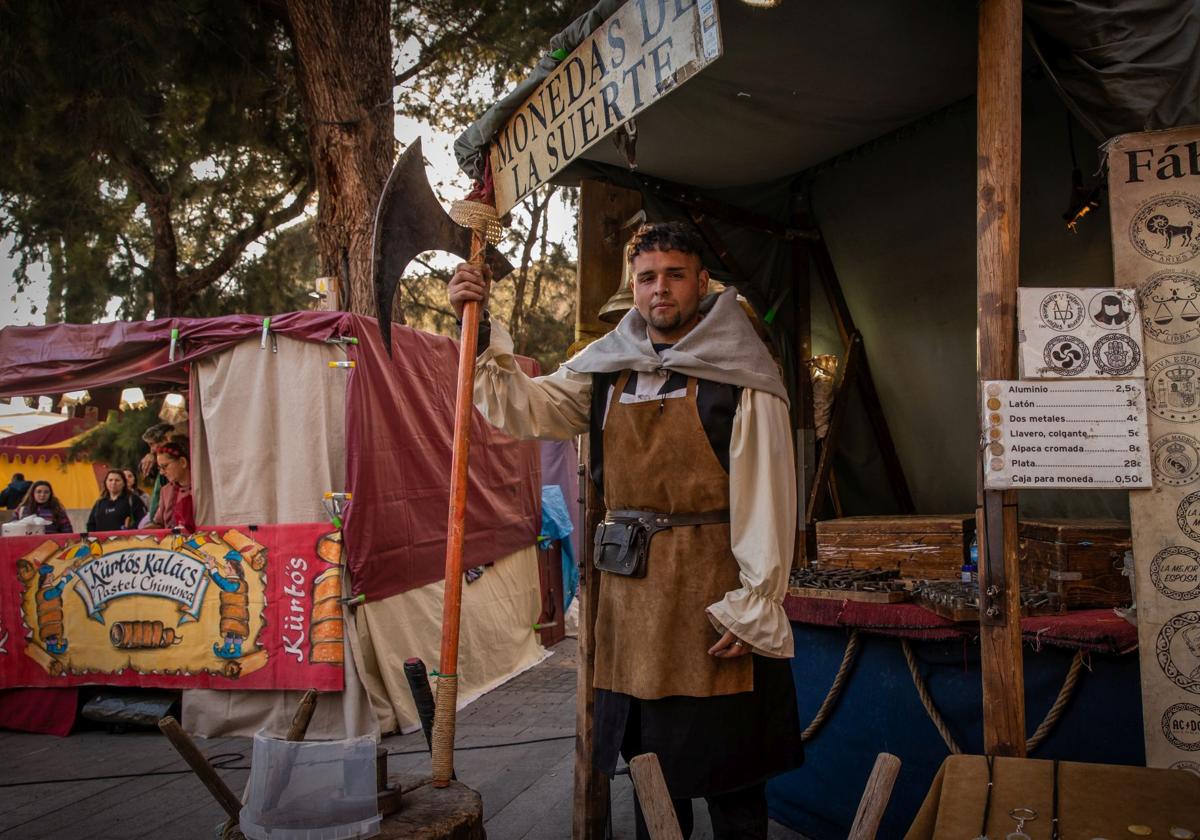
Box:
[13,480,73,533]
[87,470,147,532]
[155,438,194,532]
[123,468,150,510]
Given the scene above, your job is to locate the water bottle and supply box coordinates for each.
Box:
[962,534,979,584]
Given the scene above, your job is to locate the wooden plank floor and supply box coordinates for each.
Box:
[0,639,806,839]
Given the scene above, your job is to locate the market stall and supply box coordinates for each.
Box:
[450,0,1200,835]
[0,312,554,739]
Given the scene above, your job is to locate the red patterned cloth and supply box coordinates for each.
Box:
[784,595,1138,654]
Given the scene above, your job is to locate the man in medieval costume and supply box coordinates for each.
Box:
[449,221,802,839]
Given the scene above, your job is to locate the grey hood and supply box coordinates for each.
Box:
[563,289,788,404]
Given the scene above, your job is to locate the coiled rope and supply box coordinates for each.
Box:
[1025,649,1085,753]
[900,638,963,754]
[899,640,1087,755]
[801,629,861,742]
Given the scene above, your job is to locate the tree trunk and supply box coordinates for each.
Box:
[45,238,65,324]
[286,0,395,317]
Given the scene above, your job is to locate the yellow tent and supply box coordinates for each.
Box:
[0,417,106,510]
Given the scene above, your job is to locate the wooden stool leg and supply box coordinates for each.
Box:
[848,752,901,840]
[628,754,683,840]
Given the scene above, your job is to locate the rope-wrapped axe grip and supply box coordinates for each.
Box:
[430,199,502,788]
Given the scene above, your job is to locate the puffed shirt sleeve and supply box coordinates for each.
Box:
[706,388,797,658]
[472,318,592,440]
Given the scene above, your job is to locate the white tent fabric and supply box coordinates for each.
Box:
[182,335,547,737]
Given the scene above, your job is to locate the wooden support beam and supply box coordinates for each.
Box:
[687,209,747,284]
[574,179,642,352]
[976,0,1026,757]
[573,458,609,840]
[792,201,817,566]
[807,334,863,526]
[636,174,812,242]
[573,179,634,839]
[810,236,914,514]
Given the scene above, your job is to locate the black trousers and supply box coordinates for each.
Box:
[632,783,768,840]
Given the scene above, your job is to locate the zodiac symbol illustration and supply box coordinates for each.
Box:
[1141,272,1200,345]
[1132,195,1200,264]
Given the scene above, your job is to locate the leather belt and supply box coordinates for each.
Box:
[604,508,730,537]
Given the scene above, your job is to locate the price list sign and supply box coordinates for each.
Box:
[982,379,1153,489]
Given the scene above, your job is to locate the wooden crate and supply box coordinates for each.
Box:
[814,515,975,580]
[1019,519,1131,609]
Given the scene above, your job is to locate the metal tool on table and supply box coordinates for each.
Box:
[912,579,1062,621]
[791,566,906,593]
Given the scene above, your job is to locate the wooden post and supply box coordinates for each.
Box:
[573,179,639,839]
[847,753,901,840]
[976,0,1026,757]
[792,193,817,566]
[574,180,643,349]
[574,461,609,840]
[810,236,914,514]
[628,754,684,840]
[807,335,863,526]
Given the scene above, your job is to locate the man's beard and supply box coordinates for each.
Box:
[648,308,684,332]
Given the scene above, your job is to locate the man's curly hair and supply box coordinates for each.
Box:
[626,221,704,265]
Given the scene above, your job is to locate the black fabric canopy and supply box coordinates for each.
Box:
[457,0,1200,190]
[453,1,1200,519]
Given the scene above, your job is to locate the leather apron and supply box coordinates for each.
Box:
[593,371,753,699]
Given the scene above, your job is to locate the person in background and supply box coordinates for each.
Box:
[87,470,147,532]
[155,437,194,532]
[13,480,73,533]
[123,468,150,510]
[140,423,175,525]
[0,473,32,510]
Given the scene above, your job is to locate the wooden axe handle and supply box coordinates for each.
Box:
[430,229,487,787]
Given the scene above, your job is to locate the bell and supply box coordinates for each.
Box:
[599,285,635,323]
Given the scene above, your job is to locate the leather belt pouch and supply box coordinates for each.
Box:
[592,509,730,578]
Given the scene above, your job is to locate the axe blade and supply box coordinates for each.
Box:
[371,137,514,355]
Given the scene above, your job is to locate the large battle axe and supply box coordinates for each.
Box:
[370,137,510,789]
[371,137,513,351]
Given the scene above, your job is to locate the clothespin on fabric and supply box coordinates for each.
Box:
[260,317,273,352]
[328,360,355,369]
[169,328,180,362]
[324,335,359,346]
[321,492,351,528]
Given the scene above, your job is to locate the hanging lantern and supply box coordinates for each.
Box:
[160,392,187,424]
[119,387,148,411]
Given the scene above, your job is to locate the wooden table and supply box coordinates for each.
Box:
[906,755,1200,839]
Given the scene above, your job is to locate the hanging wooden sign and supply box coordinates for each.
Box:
[489,0,723,215]
[1108,125,1200,775]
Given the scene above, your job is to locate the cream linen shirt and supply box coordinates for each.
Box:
[474,320,796,659]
